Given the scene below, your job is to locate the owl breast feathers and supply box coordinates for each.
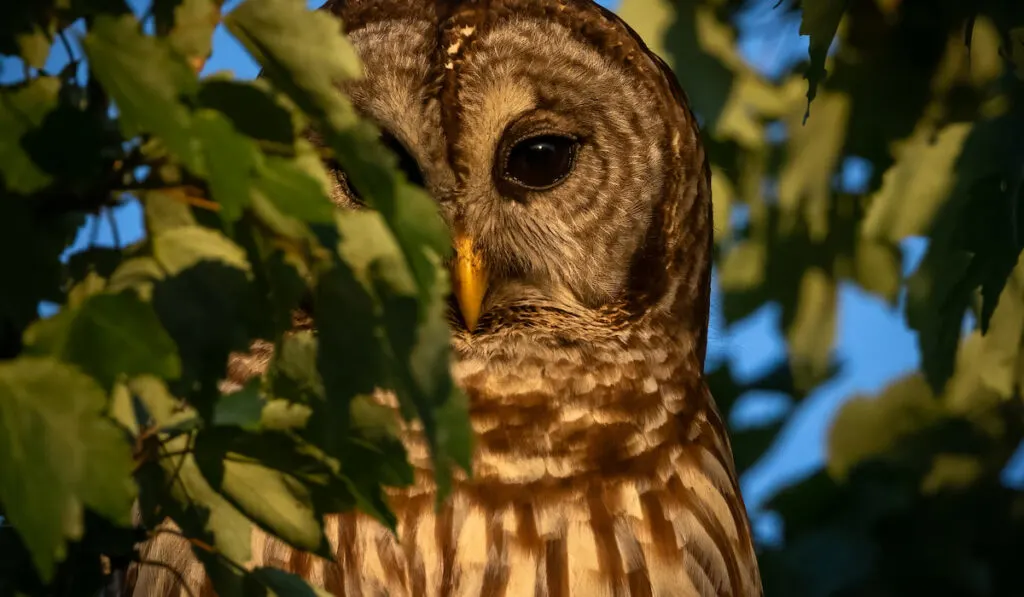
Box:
[128,1,763,595]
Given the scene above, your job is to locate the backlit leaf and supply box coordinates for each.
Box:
[0,77,60,194]
[83,13,199,169]
[153,0,218,67]
[194,431,326,554]
[22,291,181,390]
[0,357,136,581]
[194,108,259,223]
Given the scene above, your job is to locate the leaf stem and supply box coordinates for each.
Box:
[105,207,122,249]
[136,559,198,597]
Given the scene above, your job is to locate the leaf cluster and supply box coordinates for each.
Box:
[0,1,470,595]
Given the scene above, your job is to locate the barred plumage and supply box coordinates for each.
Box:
[127,1,762,595]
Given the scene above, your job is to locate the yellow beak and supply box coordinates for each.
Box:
[452,230,488,331]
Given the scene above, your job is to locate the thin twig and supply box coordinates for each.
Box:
[172,192,221,212]
[57,30,78,72]
[105,207,122,249]
[88,214,102,248]
[159,432,194,495]
[136,559,198,597]
[150,528,249,575]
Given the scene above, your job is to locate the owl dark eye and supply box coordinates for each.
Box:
[381,131,425,188]
[500,134,578,191]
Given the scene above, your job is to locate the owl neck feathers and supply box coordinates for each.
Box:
[422,319,712,499]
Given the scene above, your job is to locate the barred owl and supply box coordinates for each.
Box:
[129,0,763,595]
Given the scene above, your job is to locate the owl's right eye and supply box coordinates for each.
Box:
[499,134,579,192]
[381,131,425,188]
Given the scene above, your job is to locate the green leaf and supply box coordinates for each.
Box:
[109,382,140,436]
[862,123,973,243]
[23,291,181,389]
[153,0,218,66]
[777,90,850,240]
[313,262,382,434]
[213,379,265,430]
[83,13,199,170]
[1008,27,1024,80]
[65,247,124,287]
[798,0,851,120]
[0,2,56,68]
[235,218,311,340]
[136,434,252,566]
[0,357,136,581]
[268,330,323,404]
[194,431,327,555]
[827,374,943,480]
[255,156,336,225]
[127,374,189,430]
[260,399,313,431]
[198,79,297,148]
[785,268,838,391]
[920,454,984,495]
[0,77,61,194]
[151,227,255,396]
[144,189,198,236]
[153,225,251,275]
[853,240,902,304]
[0,200,84,355]
[106,256,165,301]
[348,394,413,487]
[194,108,259,223]
[434,387,473,479]
[65,271,108,308]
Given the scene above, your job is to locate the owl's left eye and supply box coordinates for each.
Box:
[499,134,578,191]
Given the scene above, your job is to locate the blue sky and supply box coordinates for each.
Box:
[7,0,1011,545]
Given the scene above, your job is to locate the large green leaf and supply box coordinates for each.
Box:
[193,430,327,555]
[862,123,973,243]
[827,374,943,480]
[0,77,60,194]
[136,434,253,568]
[152,0,218,66]
[151,226,255,397]
[83,13,199,170]
[0,1,57,68]
[22,291,181,390]
[198,79,298,148]
[785,268,837,391]
[193,108,260,223]
[0,357,136,581]
[0,200,83,356]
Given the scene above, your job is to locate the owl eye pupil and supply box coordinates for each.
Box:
[502,134,578,191]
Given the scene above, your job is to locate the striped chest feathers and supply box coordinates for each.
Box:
[135,339,760,596]
[255,342,757,597]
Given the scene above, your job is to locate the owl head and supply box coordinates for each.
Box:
[321,0,713,366]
